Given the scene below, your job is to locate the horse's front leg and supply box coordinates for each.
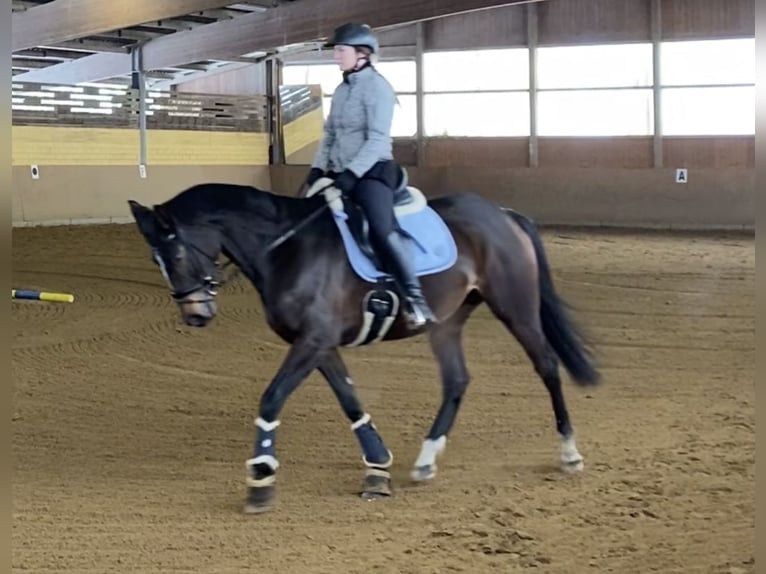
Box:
[318,349,394,499]
[245,336,325,514]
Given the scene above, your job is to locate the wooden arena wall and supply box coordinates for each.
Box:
[11,86,272,226]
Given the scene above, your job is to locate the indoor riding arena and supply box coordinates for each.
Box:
[11,1,754,573]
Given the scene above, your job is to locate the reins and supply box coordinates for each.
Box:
[262,181,337,254]
[187,182,337,290]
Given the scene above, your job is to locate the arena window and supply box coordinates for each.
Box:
[659,38,754,136]
[424,92,531,137]
[537,89,654,137]
[421,48,530,136]
[537,43,654,90]
[535,43,654,136]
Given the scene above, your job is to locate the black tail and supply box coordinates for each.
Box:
[504,208,601,386]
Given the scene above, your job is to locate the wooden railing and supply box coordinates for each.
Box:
[12,81,269,132]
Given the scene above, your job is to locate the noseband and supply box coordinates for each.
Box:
[170,274,219,306]
[158,235,225,306]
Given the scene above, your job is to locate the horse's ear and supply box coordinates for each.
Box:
[128,199,148,218]
[128,200,159,239]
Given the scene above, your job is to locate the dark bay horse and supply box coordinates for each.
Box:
[127,176,600,514]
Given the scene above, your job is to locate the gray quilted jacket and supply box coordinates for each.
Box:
[311,65,395,177]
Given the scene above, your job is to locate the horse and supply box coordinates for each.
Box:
[127,173,601,514]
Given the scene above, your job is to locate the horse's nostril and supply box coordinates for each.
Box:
[185,314,209,327]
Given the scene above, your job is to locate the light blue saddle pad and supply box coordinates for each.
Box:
[331,203,458,284]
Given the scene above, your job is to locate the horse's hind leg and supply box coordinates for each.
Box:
[484,279,584,473]
[317,349,394,499]
[411,296,481,482]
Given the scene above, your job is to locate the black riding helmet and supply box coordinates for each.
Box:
[324,22,379,54]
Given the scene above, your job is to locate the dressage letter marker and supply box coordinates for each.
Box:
[675,168,688,183]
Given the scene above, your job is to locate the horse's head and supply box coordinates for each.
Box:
[128,199,221,327]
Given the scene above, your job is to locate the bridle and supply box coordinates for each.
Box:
[154,234,225,306]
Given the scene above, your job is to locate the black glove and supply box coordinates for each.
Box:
[305,167,325,187]
[333,169,358,194]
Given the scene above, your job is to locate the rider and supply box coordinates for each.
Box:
[303,22,437,328]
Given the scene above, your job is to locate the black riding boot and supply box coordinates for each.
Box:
[378,231,437,328]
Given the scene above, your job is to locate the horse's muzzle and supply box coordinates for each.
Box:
[178,298,217,327]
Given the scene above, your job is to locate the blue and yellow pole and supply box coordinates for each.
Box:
[12,289,74,303]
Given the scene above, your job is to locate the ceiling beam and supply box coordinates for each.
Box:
[142,0,540,68]
[146,61,255,90]
[14,0,542,85]
[12,0,248,52]
[13,51,132,84]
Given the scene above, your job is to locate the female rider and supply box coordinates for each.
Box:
[303,22,436,328]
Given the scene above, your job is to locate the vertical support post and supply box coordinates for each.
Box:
[415,21,425,167]
[651,0,663,168]
[131,46,147,172]
[265,58,274,163]
[267,57,285,165]
[527,2,539,168]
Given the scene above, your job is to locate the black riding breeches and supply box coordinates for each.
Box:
[348,177,395,247]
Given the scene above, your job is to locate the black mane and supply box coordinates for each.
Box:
[160,182,328,236]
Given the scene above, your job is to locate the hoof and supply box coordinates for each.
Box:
[561,458,584,473]
[361,468,392,500]
[560,436,583,474]
[361,490,391,500]
[243,485,275,514]
[410,464,436,482]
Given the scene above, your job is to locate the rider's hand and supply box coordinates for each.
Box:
[298,167,325,197]
[305,167,325,187]
[333,170,358,194]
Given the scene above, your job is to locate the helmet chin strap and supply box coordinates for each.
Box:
[342,56,371,81]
